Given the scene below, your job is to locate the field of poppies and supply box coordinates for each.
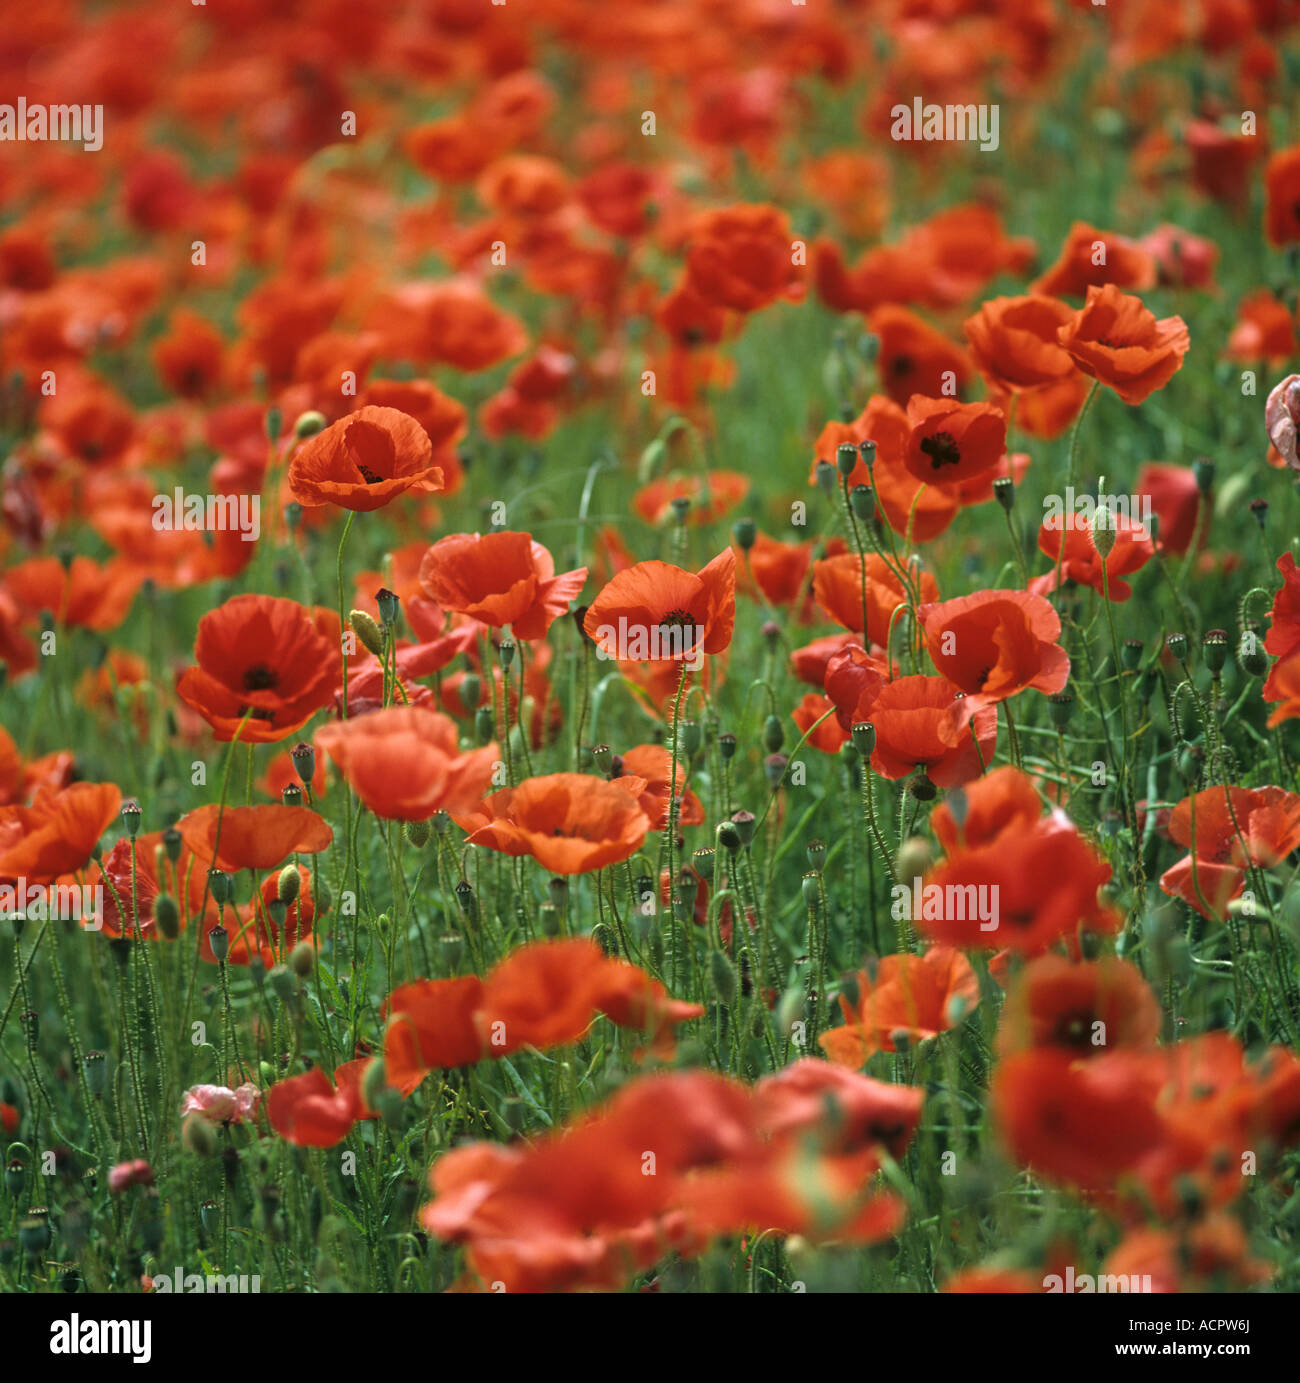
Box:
[2,0,1300,1304]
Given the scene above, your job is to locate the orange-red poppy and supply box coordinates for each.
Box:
[963,294,1078,393]
[1057,284,1190,405]
[918,589,1069,712]
[1030,511,1155,601]
[315,706,498,821]
[419,531,587,639]
[288,405,444,512]
[176,594,338,743]
[584,550,735,663]
[904,396,1006,487]
[820,947,979,1067]
[812,552,938,645]
[454,772,651,874]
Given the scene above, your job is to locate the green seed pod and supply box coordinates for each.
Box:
[438,934,464,968]
[404,818,430,848]
[762,714,785,754]
[154,894,180,940]
[5,1160,25,1197]
[362,1057,389,1113]
[732,516,757,551]
[709,950,737,1004]
[83,1050,107,1098]
[805,839,826,872]
[836,442,858,477]
[207,924,229,963]
[268,965,296,1002]
[851,722,876,756]
[850,484,874,521]
[730,810,756,845]
[992,476,1015,512]
[717,732,737,761]
[538,903,562,936]
[183,1114,217,1158]
[474,705,495,745]
[591,744,613,776]
[1047,691,1075,729]
[207,869,232,906]
[1202,629,1229,675]
[1165,631,1189,663]
[801,872,821,912]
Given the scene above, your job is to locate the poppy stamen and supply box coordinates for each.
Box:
[242,663,279,692]
[919,431,962,471]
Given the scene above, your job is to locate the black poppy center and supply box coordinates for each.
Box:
[243,663,279,692]
[920,431,961,471]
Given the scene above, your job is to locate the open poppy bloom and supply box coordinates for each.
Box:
[963,294,1078,393]
[1264,145,1300,246]
[1029,512,1155,601]
[287,405,445,511]
[820,947,979,1067]
[812,551,938,645]
[854,674,997,787]
[91,827,219,942]
[992,1048,1167,1192]
[1158,785,1300,919]
[995,956,1162,1057]
[867,304,972,405]
[611,744,704,829]
[921,816,1119,951]
[0,781,121,883]
[918,589,1069,716]
[1031,222,1157,298]
[453,772,651,874]
[584,550,735,665]
[176,594,338,743]
[418,531,587,639]
[929,765,1043,855]
[634,471,749,527]
[903,396,1006,487]
[177,803,333,873]
[384,939,702,1090]
[315,706,498,821]
[1057,284,1190,405]
[684,203,804,313]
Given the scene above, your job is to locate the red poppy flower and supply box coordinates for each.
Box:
[1031,222,1157,298]
[919,589,1069,713]
[820,948,979,1067]
[921,817,1119,951]
[812,552,938,645]
[176,594,338,743]
[267,1065,368,1148]
[1135,462,1204,555]
[684,204,804,313]
[612,745,703,829]
[287,405,445,512]
[454,773,651,874]
[1264,145,1300,246]
[1029,512,1155,601]
[419,531,587,639]
[177,804,332,874]
[929,764,1042,855]
[867,305,971,406]
[315,706,498,821]
[584,550,735,664]
[1057,284,1190,405]
[904,397,1006,487]
[992,1048,1166,1191]
[4,556,141,633]
[1158,785,1300,919]
[963,294,1078,393]
[860,674,996,787]
[0,781,121,883]
[634,471,749,527]
[995,956,1162,1057]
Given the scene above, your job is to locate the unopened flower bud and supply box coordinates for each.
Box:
[732,517,757,551]
[349,609,385,657]
[277,864,301,906]
[404,818,430,848]
[289,941,315,978]
[763,714,784,753]
[293,410,327,440]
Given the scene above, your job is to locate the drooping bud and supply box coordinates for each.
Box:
[182,1113,217,1158]
[349,609,385,657]
[293,410,327,440]
[153,894,179,940]
[277,864,301,906]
